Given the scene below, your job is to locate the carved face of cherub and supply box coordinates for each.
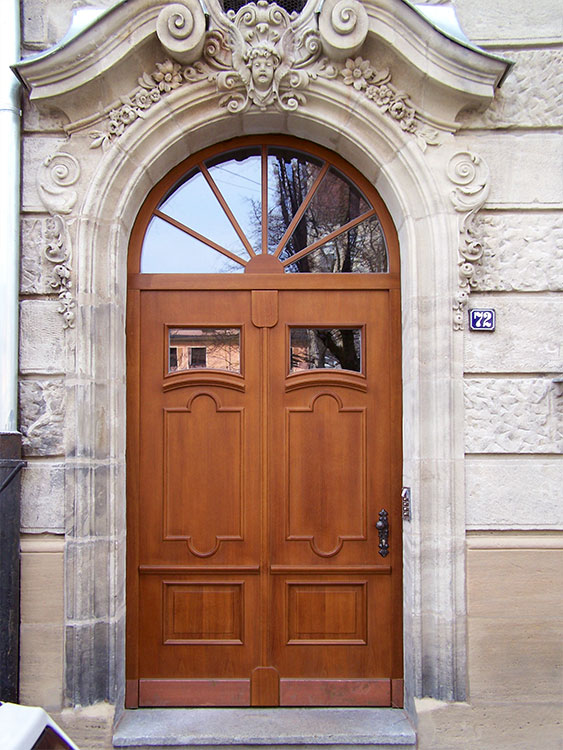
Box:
[248,47,280,93]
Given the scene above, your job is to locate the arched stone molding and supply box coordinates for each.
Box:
[13,0,511,713]
[60,86,464,711]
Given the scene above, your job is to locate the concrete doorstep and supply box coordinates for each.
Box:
[112,708,416,750]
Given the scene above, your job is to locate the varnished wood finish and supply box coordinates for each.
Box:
[126,137,402,708]
[251,666,280,706]
[251,290,279,328]
[280,679,391,707]
[139,679,250,707]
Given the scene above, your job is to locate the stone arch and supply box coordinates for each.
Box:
[70,85,464,711]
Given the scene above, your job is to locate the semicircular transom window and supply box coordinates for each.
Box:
[140,144,389,274]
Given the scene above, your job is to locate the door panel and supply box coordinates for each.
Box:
[268,290,399,701]
[136,291,262,701]
[129,284,402,707]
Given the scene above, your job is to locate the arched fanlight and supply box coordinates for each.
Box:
[140,141,389,274]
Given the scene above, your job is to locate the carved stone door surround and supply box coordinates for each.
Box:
[14,0,511,711]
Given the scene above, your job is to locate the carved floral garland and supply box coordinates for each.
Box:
[44,216,75,329]
[89,55,439,151]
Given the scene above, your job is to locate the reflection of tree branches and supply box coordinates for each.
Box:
[315,329,360,372]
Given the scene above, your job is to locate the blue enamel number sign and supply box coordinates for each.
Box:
[468,309,496,331]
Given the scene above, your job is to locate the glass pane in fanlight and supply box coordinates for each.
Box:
[279,167,371,264]
[284,215,388,273]
[267,149,324,254]
[159,170,250,261]
[141,217,245,273]
[205,148,262,255]
[290,328,362,373]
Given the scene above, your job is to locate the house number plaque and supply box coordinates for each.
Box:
[468,309,496,331]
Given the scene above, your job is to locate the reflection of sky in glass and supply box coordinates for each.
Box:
[141,218,244,273]
[207,154,262,255]
[159,172,250,260]
[139,146,388,274]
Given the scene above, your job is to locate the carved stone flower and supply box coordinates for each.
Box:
[119,105,138,125]
[108,112,125,137]
[153,60,183,92]
[388,99,416,131]
[388,99,407,120]
[341,57,373,91]
[133,90,153,110]
[366,83,393,108]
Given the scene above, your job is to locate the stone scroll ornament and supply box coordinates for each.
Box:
[448,151,490,330]
[87,0,440,150]
[36,153,79,329]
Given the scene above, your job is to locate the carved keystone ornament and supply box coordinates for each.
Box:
[88,0,439,151]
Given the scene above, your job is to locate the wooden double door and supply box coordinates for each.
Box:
[126,278,402,707]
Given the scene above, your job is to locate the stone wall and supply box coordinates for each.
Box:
[416,1,563,745]
[455,0,563,529]
[16,0,562,744]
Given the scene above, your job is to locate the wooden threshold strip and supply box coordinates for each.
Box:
[280,678,391,706]
[139,679,250,707]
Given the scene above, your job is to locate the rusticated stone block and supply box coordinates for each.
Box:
[459,49,563,129]
[455,0,563,44]
[456,133,563,206]
[65,620,111,705]
[464,378,563,454]
[20,300,66,374]
[472,213,563,292]
[21,217,55,295]
[466,458,562,528]
[19,379,65,456]
[464,296,563,373]
[20,462,65,532]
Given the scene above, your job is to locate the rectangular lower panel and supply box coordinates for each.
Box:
[139,679,251,707]
[280,678,390,706]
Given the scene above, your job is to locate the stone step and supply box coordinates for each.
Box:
[113,708,416,750]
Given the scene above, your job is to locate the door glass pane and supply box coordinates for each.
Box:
[169,328,241,373]
[278,166,371,263]
[290,328,362,373]
[205,148,262,255]
[142,217,245,273]
[159,171,250,261]
[284,216,388,273]
[139,142,392,274]
[267,149,324,254]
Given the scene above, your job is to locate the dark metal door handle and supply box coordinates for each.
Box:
[376,508,389,557]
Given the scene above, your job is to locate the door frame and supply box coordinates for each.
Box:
[125,137,404,707]
[68,100,466,713]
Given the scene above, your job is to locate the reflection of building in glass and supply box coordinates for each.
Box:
[169,328,241,372]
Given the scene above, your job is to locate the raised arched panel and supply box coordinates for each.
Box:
[286,393,367,557]
[164,393,244,557]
